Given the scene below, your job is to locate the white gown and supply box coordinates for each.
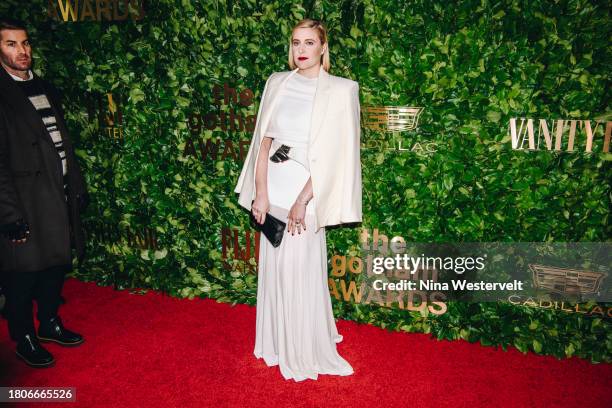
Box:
[253,72,354,381]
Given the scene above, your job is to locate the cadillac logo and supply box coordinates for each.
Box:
[529,264,606,295]
[362,106,424,131]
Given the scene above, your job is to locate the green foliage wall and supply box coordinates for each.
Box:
[2,0,610,362]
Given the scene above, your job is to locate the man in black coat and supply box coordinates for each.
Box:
[0,18,88,368]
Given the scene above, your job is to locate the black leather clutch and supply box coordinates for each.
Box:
[250,201,286,247]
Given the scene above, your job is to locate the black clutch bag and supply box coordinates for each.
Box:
[250,200,286,247]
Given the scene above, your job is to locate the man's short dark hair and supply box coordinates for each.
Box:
[0,17,28,33]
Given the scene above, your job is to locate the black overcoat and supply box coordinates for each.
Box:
[0,67,87,273]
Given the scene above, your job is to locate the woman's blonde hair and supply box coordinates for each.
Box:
[288,19,330,72]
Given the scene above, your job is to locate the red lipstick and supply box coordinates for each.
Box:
[298,57,308,61]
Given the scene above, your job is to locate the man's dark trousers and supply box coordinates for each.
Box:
[4,264,70,341]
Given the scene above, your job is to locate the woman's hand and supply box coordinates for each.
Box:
[287,200,307,235]
[252,194,270,225]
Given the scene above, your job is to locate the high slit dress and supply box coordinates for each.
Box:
[252,71,354,382]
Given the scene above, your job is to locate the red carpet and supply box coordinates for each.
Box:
[1,278,610,407]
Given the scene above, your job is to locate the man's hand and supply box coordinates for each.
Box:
[0,219,30,243]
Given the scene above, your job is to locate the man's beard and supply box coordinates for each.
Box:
[0,55,31,72]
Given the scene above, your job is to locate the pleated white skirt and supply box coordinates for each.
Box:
[253,155,354,382]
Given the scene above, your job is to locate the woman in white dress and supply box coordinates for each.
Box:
[234,18,363,382]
